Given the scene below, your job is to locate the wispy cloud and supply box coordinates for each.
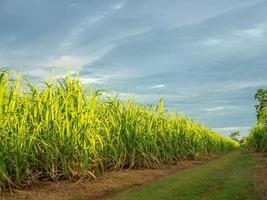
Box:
[202,39,222,46]
[214,126,251,131]
[70,15,106,37]
[234,27,266,37]
[148,84,167,89]
[80,75,110,84]
[111,1,127,10]
[204,106,233,112]
[47,56,88,68]
[48,44,115,68]
[71,0,127,37]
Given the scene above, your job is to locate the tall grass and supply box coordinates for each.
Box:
[0,70,239,189]
[247,120,267,152]
[246,90,267,152]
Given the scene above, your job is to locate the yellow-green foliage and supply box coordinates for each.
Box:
[247,121,267,152]
[246,88,267,152]
[0,70,239,189]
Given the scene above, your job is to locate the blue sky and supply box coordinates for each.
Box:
[1,0,267,136]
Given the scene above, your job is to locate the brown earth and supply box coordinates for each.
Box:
[0,155,217,200]
[255,152,267,200]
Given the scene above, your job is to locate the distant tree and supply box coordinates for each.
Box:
[255,88,267,123]
[229,131,240,142]
[239,136,246,145]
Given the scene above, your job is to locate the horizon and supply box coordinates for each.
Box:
[1,0,267,137]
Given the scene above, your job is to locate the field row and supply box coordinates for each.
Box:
[0,70,238,189]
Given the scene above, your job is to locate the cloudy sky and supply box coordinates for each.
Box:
[1,0,267,136]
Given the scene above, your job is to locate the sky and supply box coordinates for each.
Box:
[1,0,267,136]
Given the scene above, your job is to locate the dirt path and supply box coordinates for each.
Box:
[1,155,218,200]
[109,150,267,200]
[255,152,267,200]
[1,150,266,200]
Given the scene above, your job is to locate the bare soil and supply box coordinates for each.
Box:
[254,152,267,200]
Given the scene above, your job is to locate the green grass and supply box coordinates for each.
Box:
[110,150,261,200]
[0,69,239,189]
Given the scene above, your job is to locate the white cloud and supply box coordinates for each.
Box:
[148,84,167,89]
[80,75,110,84]
[80,71,121,85]
[202,39,222,46]
[204,106,233,112]
[111,1,127,10]
[70,15,106,37]
[47,56,88,68]
[45,44,115,68]
[21,46,114,78]
[234,27,266,37]
[68,1,127,40]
